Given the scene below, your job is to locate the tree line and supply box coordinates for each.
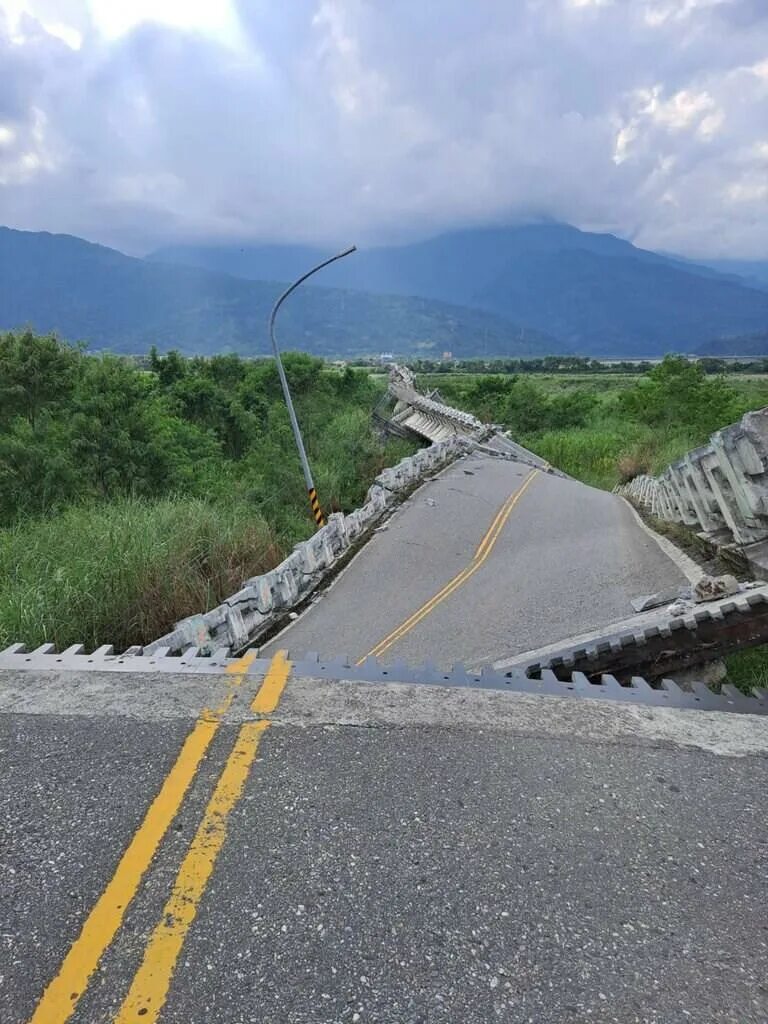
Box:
[0,331,410,532]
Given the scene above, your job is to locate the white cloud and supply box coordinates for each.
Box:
[0,0,767,256]
[727,178,768,203]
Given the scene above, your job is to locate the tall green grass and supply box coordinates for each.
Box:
[519,424,708,490]
[0,496,283,651]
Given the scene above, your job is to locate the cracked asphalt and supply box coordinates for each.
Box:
[261,452,686,668]
[0,446,762,1023]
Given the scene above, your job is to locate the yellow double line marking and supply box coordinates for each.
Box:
[29,650,292,1024]
[358,469,539,663]
[31,472,537,1022]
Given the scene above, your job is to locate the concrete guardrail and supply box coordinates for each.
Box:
[616,407,768,574]
[146,436,470,656]
[386,364,489,444]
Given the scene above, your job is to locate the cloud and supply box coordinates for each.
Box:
[0,0,767,256]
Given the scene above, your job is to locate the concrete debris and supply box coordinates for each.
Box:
[635,577,765,614]
[494,582,768,685]
[693,574,739,603]
[631,587,691,613]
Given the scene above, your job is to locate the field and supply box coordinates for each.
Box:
[416,367,768,490]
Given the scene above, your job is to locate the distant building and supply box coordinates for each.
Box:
[442,351,453,361]
[379,352,394,364]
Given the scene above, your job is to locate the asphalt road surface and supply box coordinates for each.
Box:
[4,448,755,1024]
[263,450,686,668]
[2,662,767,1024]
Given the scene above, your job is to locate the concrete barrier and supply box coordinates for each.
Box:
[145,436,470,656]
[386,365,489,444]
[616,407,768,573]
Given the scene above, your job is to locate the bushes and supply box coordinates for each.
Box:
[619,355,740,435]
[0,335,417,648]
[0,334,410,529]
[431,374,596,434]
[521,428,643,489]
[0,496,283,651]
[617,451,652,483]
[511,356,765,489]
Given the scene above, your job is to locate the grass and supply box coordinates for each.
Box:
[0,496,284,652]
[723,647,768,693]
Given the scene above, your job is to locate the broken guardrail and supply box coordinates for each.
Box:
[385,364,489,444]
[493,579,768,685]
[382,364,556,475]
[616,407,768,574]
[146,436,470,656]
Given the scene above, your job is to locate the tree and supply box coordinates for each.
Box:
[0,330,80,429]
[620,355,739,434]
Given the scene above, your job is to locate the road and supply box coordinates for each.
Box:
[2,659,767,1024]
[263,449,687,667]
[5,447,759,1024]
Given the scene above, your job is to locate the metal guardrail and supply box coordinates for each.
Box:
[1,643,765,715]
[616,408,768,573]
[145,436,470,656]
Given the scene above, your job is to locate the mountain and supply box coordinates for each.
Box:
[0,227,558,358]
[151,223,768,356]
[697,330,768,357]
[694,259,768,292]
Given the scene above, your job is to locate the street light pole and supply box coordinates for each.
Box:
[268,244,357,530]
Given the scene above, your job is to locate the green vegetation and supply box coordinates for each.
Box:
[0,496,282,651]
[0,331,415,648]
[420,356,768,489]
[408,355,768,376]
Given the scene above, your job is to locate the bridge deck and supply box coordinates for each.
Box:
[262,450,686,668]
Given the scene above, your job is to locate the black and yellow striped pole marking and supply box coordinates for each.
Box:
[308,487,325,528]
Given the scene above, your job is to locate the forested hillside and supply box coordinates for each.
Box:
[151,223,768,355]
[0,227,557,358]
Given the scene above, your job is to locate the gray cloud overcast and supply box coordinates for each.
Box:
[0,0,767,257]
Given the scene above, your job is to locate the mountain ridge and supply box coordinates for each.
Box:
[1,222,767,357]
[0,226,558,358]
[151,223,768,355]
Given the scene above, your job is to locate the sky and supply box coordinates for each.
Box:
[0,0,767,258]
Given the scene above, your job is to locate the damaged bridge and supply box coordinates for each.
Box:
[3,371,768,1024]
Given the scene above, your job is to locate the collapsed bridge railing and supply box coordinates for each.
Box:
[382,364,554,473]
[146,436,470,657]
[384,364,488,444]
[616,407,768,574]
